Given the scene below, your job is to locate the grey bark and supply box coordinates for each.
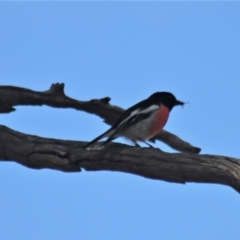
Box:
[0,83,239,193]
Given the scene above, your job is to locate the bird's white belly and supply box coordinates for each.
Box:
[119,112,158,141]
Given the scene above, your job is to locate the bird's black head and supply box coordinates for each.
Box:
[148,92,184,111]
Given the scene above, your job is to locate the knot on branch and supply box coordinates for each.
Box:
[45,83,66,96]
[99,97,111,104]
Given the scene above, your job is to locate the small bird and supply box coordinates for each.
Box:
[84,92,184,149]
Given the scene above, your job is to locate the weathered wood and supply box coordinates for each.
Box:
[0,125,240,193]
[2,83,239,192]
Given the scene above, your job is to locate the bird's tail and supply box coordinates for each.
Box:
[83,129,114,149]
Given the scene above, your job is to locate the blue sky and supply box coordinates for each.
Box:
[1,2,240,240]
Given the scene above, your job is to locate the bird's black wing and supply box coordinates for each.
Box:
[100,110,158,146]
[84,96,159,148]
[114,111,155,134]
[111,97,156,129]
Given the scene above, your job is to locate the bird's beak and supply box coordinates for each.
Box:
[175,100,185,107]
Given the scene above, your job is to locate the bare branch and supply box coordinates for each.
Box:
[0,83,200,153]
[0,125,239,193]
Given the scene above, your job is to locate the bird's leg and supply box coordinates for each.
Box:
[138,138,154,148]
[132,141,141,147]
[144,141,154,148]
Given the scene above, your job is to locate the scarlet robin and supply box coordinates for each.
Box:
[84,92,184,149]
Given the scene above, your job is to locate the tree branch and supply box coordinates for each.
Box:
[0,83,200,153]
[1,125,240,193]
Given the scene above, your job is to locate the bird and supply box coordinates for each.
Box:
[84,92,184,149]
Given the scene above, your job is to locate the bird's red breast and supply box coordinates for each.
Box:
[148,105,169,139]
